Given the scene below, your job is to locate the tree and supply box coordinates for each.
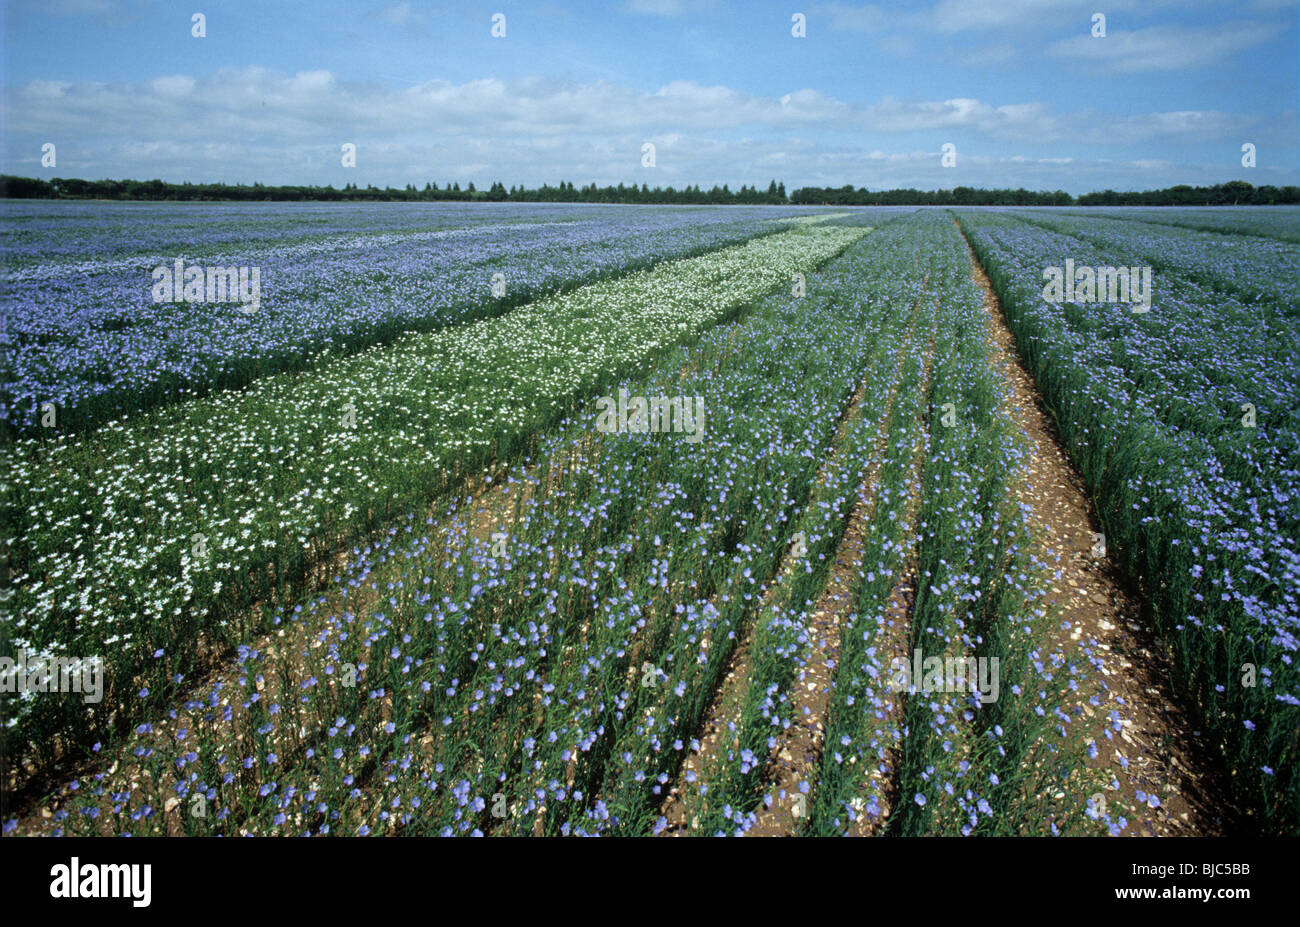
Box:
[1219,180,1253,205]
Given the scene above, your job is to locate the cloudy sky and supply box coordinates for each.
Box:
[2,0,1296,194]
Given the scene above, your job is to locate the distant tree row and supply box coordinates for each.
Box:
[1074,180,1299,206]
[789,182,1300,206]
[789,185,1073,206]
[1,175,1296,206]
[0,176,788,205]
[501,179,788,204]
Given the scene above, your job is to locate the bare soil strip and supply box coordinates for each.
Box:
[841,325,936,837]
[956,222,1238,836]
[750,316,936,837]
[656,282,930,836]
[654,376,877,834]
[743,387,900,836]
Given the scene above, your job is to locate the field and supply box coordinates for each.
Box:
[2,203,1297,836]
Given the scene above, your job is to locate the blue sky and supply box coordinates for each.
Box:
[2,0,1296,193]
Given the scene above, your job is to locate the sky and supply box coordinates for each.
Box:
[1,0,1297,194]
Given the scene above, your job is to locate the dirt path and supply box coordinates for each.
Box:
[654,374,879,835]
[749,315,936,838]
[955,221,1239,836]
[655,278,931,836]
[741,386,900,836]
[840,324,936,837]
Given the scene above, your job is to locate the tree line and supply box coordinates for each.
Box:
[0,176,788,205]
[1,174,1296,206]
[788,181,1299,206]
[1074,180,1298,206]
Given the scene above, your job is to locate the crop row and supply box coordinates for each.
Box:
[669,223,931,835]
[11,211,1105,838]
[882,220,1097,836]
[1,201,613,269]
[1,222,867,768]
[957,210,1300,833]
[11,212,906,835]
[784,215,1103,835]
[1007,210,1300,311]
[1,205,807,435]
[1056,206,1300,245]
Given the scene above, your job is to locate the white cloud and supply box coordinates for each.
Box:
[811,1,1287,73]
[8,68,1254,145]
[815,0,1157,36]
[1047,21,1282,73]
[1,68,1284,191]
